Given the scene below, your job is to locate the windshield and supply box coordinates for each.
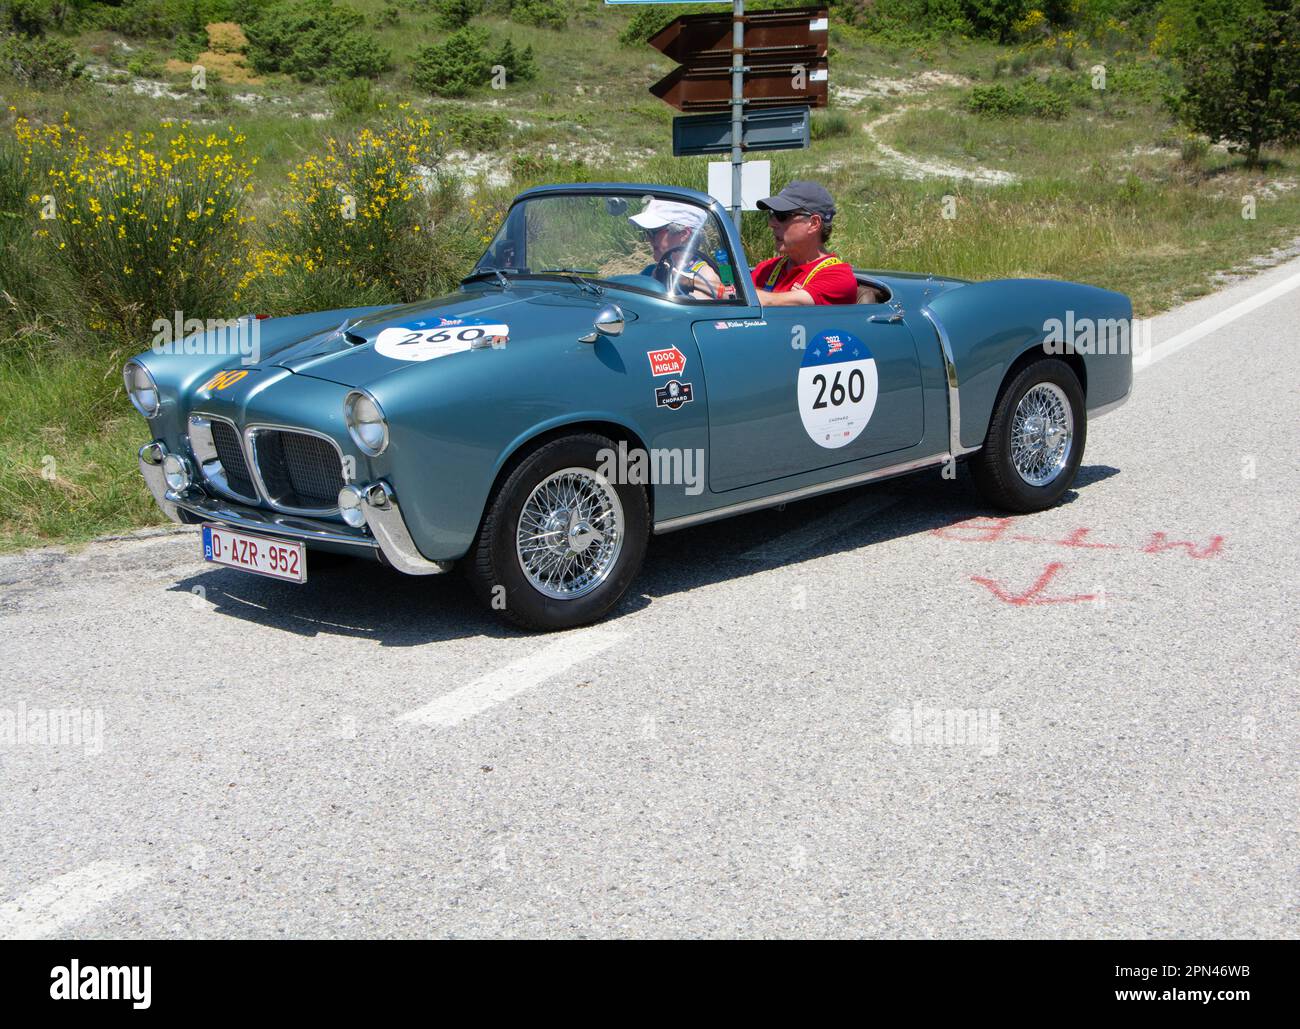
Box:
[471,192,742,303]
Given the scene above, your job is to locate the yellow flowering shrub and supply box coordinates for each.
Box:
[13,115,256,346]
[243,110,506,313]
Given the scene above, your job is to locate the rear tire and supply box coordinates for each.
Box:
[971,357,1086,513]
[466,433,649,631]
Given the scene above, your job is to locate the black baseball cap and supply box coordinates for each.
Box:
[757,180,836,223]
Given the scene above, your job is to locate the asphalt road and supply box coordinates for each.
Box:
[1,258,1297,939]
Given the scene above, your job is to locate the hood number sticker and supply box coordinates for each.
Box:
[374,319,510,362]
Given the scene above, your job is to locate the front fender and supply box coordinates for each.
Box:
[355,307,711,562]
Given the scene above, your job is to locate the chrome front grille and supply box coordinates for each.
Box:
[249,428,345,513]
[209,419,257,498]
[188,414,257,502]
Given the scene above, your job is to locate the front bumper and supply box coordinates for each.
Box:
[138,442,450,575]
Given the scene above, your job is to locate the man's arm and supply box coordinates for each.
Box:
[755,285,816,307]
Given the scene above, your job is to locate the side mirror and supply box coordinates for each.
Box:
[579,304,625,344]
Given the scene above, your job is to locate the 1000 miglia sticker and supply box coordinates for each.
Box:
[374,317,509,362]
[797,330,878,448]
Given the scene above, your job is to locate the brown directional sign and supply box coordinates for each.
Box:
[648,6,830,113]
[651,59,828,112]
[648,6,829,64]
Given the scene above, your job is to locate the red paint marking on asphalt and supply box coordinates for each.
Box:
[933,518,1225,559]
[1141,532,1226,559]
[970,562,1099,606]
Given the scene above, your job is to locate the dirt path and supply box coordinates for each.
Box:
[862,104,1019,185]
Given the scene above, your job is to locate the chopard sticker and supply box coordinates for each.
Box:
[647,346,686,376]
[374,318,509,361]
[797,330,877,449]
[655,379,694,410]
[201,369,249,392]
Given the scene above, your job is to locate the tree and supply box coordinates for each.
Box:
[1173,0,1300,165]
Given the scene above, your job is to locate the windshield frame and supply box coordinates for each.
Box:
[469,184,758,308]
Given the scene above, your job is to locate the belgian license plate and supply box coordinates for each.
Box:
[202,524,306,583]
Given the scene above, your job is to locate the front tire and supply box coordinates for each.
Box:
[971,357,1086,513]
[466,434,649,631]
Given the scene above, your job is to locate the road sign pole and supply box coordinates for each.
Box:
[730,0,744,229]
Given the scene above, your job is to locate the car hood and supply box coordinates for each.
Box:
[270,287,615,388]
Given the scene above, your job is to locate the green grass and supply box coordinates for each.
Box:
[0,347,163,552]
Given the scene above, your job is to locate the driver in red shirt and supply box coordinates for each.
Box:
[751,181,857,306]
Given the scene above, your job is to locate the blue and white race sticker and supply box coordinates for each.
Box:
[374,317,509,362]
[797,330,877,448]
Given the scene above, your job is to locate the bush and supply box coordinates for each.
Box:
[507,0,564,30]
[0,133,48,335]
[432,0,481,29]
[0,33,81,85]
[126,50,165,78]
[434,105,509,149]
[11,116,257,350]
[245,115,498,311]
[2,0,58,36]
[964,79,1067,119]
[491,37,534,83]
[964,83,1019,116]
[411,26,489,96]
[329,75,386,116]
[245,0,392,82]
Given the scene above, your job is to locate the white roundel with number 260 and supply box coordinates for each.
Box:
[374,321,510,362]
[797,329,878,449]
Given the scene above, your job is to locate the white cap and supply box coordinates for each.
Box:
[629,198,706,232]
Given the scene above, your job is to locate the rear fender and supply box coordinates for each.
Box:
[924,279,1133,451]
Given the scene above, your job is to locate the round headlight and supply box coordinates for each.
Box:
[123,361,161,418]
[344,390,388,456]
[337,485,367,527]
[162,453,192,492]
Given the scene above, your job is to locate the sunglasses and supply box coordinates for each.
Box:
[768,209,814,223]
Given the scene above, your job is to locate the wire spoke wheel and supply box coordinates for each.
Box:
[515,467,624,601]
[1010,382,1073,487]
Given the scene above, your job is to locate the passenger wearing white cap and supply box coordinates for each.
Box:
[628,198,723,300]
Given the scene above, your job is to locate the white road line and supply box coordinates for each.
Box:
[1135,269,1300,372]
[741,491,901,563]
[397,626,627,728]
[0,861,156,940]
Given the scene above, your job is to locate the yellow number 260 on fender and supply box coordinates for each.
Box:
[201,369,249,392]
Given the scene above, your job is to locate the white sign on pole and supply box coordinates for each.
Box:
[708,160,770,211]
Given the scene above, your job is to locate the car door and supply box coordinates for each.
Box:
[692,302,925,493]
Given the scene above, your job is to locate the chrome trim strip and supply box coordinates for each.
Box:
[138,443,183,524]
[653,452,950,534]
[165,489,378,549]
[188,412,260,505]
[244,423,346,517]
[359,481,451,575]
[921,307,980,457]
[1088,387,1131,419]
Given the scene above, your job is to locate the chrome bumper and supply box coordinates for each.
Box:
[347,481,451,576]
[139,443,449,574]
[138,443,183,524]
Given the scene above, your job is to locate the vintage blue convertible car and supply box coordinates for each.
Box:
[126,183,1132,629]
